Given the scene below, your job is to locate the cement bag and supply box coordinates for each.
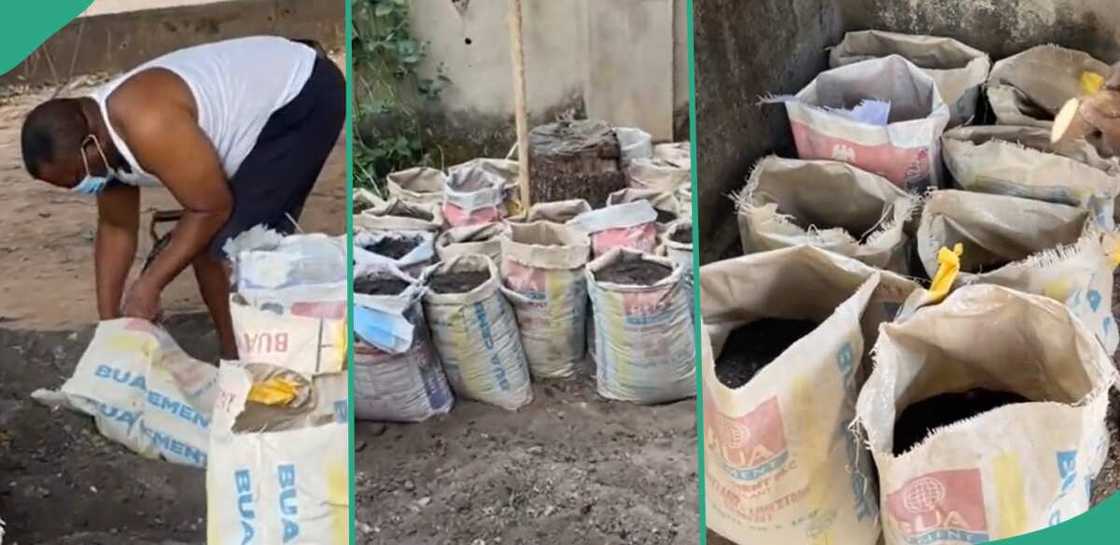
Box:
[499,221,591,379]
[353,229,436,278]
[607,187,683,227]
[435,222,509,265]
[917,190,1118,351]
[587,248,694,404]
[653,141,691,167]
[856,285,1117,545]
[615,127,654,162]
[31,319,217,468]
[626,158,691,193]
[771,55,951,192]
[448,158,523,220]
[207,363,348,545]
[736,157,917,273]
[421,254,533,410]
[942,125,1120,227]
[988,44,1111,129]
[569,200,659,258]
[661,221,693,275]
[224,228,347,297]
[520,199,592,224]
[386,166,447,205]
[676,183,693,221]
[229,294,348,376]
[353,267,453,422]
[354,197,444,233]
[830,30,991,127]
[700,246,920,545]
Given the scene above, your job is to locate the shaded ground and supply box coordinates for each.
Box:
[356,367,699,545]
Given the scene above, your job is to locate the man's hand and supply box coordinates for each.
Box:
[121,278,162,322]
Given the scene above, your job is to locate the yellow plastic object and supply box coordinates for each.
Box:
[928,243,964,304]
[1081,71,1105,95]
[247,377,301,406]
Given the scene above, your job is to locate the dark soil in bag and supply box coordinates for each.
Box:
[715,319,820,388]
[365,236,423,260]
[670,228,692,245]
[429,270,491,294]
[595,260,673,285]
[656,209,678,224]
[354,277,411,296]
[893,388,1030,455]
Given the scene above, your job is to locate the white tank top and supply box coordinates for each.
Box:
[89,36,316,187]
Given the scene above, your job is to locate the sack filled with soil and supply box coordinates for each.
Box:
[353,229,436,278]
[499,222,592,379]
[661,221,692,276]
[626,158,691,193]
[615,127,653,162]
[353,266,453,422]
[567,199,659,258]
[737,157,917,273]
[830,30,991,127]
[700,245,919,545]
[941,125,1120,226]
[386,166,448,206]
[354,196,444,232]
[435,222,510,265]
[856,285,1117,545]
[445,158,523,225]
[606,187,682,227]
[511,198,592,224]
[988,45,1111,130]
[917,190,1118,351]
[421,254,532,410]
[767,55,951,192]
[586,248,694,404]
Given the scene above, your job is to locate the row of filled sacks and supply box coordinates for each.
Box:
[734,156,1120,354]
[698,245,1118,545]
[352,223,695,422]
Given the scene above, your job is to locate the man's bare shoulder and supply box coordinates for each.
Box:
[105,68,197,142]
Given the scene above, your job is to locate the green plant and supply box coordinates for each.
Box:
[352,0,450,194]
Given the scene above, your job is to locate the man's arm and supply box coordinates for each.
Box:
[95,184,140,319]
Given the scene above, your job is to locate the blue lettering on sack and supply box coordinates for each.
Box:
[473,302,510,391]
[139,423,207,467]
[333,401,348,423]
[278,464,300,542]
[93,364,209,429]
[835,342,876,521]
[1088,290,1103,312]
[1048,450,1078,526]
[236,469,255,545]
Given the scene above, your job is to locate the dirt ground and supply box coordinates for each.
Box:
[0,52,345,543]
[356,367,699,545]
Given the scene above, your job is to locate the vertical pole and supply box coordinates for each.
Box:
[507,0,531,209]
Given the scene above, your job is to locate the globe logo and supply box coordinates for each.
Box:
[903,477,947,514]
[726,422,752,448]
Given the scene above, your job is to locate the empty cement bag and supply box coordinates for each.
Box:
[435,222,509,265]
[207,363,349,545]
[653,141,690,167]
[224,227,347,297]
[446,158,522,223]
[587,248,694,404]
[830,30,991,127]
[229,293,348,376]
[615,127,653,162]
[661,221,693,276]
[353,267,453,422]
[421,254,533,410]
[386,166,448,206]
[353,229,436,277]
[917,190,1119,352]
[31,319,217,468]
[499,221,591,379]
[568,199,659,258]
[769,55,951,192]
[942,125,1120,227]
[700,246,919,545]
[736,157,917,273]
[988,45,1111,129]
[354,196,444,233]
[607,187,683,227]
[856,285,1117,545]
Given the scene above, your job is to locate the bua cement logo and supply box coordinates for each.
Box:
[707,396,790,481]
[886,469,989,544]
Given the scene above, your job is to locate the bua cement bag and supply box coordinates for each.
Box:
[31,319,217,468]
[354,229,436,277]
[856,285,1117,545]
[615,127,654,162]
[353,267,453,422]
[435,222,509,265]
[736,157,917,273]
[499,222,591,379]
[700,246,919,545]
[607,187,683,227]
[229,293,348,376]
[224,227,347,298]
[988,45,1111,129]
[770,55,951,192]
[661,221,692,276]
[830,30,991,127]
[941,125,1120,227]
[587,248,694,404]
[386,166,448,205]
[917,190,1119,351]
[519,199,592,224]
[446,158,523,224]
[421,255,533,410]
[354,197,444,233]
[568,199,659,258]
[207,363,349,545]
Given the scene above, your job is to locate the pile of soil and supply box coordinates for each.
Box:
[429,270,491,294]
[655,209,678,224]
[354,276,411,296]
[714,319,819,388]
[364,236,422,260]
[595,260,673,285]
[670,228,692,245]
[892,388,1030,455]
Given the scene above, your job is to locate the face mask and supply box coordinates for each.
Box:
[72,134,115,195]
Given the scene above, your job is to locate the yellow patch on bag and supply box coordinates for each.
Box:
[247,377,301,406]
[928,244,964,303]
[1081,71,1105,95]
[993,452,1028,538]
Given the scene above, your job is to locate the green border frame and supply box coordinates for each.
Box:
[345,0,356,542]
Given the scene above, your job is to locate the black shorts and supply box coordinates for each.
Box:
[208,50,345,257]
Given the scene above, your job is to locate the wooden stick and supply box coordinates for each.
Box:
[507,0,531,209]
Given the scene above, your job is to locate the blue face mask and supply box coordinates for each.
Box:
[72,134,114,196]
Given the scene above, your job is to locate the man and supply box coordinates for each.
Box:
[20,36,345,359]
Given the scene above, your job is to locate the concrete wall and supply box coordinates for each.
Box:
[82,0,229,17]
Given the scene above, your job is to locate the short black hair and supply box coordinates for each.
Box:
[21,98,87,180]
